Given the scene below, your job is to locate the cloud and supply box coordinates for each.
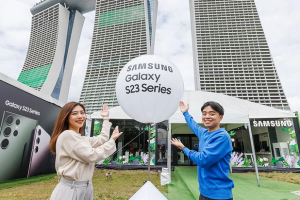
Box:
[288,97,300,113]
[0,0,34,79]
[255,0,300,100]
[155,0,194,90]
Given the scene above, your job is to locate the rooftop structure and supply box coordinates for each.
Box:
[31,0,96,15]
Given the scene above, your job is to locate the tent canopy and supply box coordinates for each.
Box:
[182,90,295,119]
[91,91,295,123]
[92,104,248,123]
[170,106,248,124]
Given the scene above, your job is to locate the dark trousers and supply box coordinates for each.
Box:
[199,194,233,200]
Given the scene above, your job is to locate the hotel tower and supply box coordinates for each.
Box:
[190,0,290,110]
[79,0,158,114]
[18,0,93,103]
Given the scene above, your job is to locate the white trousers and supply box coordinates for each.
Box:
[50,177,93,200]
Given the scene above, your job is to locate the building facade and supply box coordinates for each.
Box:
[18,2,86,103]
[189,0,290,110]
[79,0,158,114]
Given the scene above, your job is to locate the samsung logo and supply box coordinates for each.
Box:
[253,120,293,127]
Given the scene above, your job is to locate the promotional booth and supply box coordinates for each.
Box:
[0,73,63,182]
[91,90,299,185]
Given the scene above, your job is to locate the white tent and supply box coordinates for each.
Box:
[91,91,296,186]
[181,90,294,119]
[170,106,249,124]
[91,105,249,123]
[92,90,295,121]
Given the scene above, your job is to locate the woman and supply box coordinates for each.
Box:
[49,102,122,200]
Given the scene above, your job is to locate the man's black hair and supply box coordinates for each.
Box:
[201,101,224,116]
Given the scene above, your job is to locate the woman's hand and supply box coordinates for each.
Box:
[101,104,109,117]
[111,126,123,141]
[179,101,189,113]
[171,138,185,150]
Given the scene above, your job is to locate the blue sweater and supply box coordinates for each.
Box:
[182,111,234,199]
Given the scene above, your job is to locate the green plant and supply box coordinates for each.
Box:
[152,158,156,165]
[228,130,236,137]
[256,156,269,167]
[257,157,263,166]
[114,157,123,164]
[150,142,156,151]
[129,155,136,164]
[139,158,145,165]
[94,123,101,136]
[271,157,284,167]
[291,132,296,139]
[241,157,250,167]
[282,118,295,139]
[282,126,293,133]
[102,157,111,165]
[290,144,299,152]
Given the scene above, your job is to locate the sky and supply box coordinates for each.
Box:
[0,0,299,112]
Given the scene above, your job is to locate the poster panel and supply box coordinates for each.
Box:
[0,80,61,181]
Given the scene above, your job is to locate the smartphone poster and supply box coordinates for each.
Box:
[0,78,62,181]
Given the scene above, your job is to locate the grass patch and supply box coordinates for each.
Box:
[249,172,300,185]
[0,173,57,190]
[231,173,300,200]
[93,169,167,199]
[0,169,167,199]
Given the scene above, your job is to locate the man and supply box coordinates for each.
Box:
[171,101,234,200]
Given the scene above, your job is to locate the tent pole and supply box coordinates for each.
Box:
[167,121,172,182]
[148,123,151,181]
[248,118,260,186]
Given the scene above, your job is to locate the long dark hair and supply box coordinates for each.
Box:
[50,102,86,154]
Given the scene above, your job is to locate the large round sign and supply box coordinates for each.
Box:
[116,55,184,123]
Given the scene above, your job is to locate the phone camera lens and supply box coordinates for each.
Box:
[13,130,18,136]
[6,116,13,125]
[16,119,20,125]
[35,146,39,153]
[1,139,9,149]
[36,137,40,144]
[38,129,41,135]
[3,127,11,137]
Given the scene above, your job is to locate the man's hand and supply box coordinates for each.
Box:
[100,104,109,117]
[171,138,185,150]
[179,101,189,113]
[111,126,123,141]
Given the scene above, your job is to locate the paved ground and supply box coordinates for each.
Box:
[166,166,300,200]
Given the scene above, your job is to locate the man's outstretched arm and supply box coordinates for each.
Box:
[180,101,205,138]
[171,135,230,168]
